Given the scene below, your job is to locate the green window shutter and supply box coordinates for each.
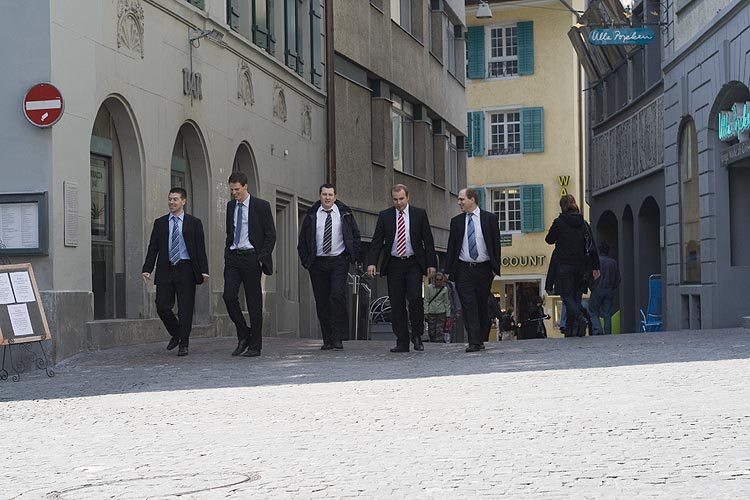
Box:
[466,26,485,79]
[228,0,240,31]
[310,0,322,87]
[471,111,485,157]
[520,184,544,233]
[517,21,534,75]
[268,0,276,54]
[520,107,544,153]
[187,0,205,9]
[467,112,473,158]
[476,187,487,210]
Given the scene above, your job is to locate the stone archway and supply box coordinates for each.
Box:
[232,142,260,197]
[621,205,635,332]
[638,196,661,324]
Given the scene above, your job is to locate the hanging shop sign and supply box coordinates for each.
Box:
[588,28,655,45]
[720,140,750,166]
[501,255,546,267]
[718,102,750,143]
[558,175,570,197]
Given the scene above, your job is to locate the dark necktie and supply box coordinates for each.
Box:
[169,216,180,265]
[467,213,479,260]
[322,209,333,254]
[234,202,243,247]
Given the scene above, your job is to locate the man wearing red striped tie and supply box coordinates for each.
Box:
[367,184,438,352]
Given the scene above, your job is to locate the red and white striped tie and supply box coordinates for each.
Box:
[397,210,407,257]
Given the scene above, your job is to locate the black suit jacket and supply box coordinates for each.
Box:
[366,205,438,276]
[225,196,276,275]
[142,213,209,285]
[445,209,502,277]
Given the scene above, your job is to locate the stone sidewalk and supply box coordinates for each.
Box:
[2,329,750,499]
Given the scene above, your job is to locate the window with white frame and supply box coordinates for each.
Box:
[391,0,412,33]
[391,95,414,174]
[447,21,456,76]
[448,133,458,193]
[488,26,518,78]
[491,187,521,231]
[488,111,520,156]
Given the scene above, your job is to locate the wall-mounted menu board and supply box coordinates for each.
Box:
[0,264,51,345]
[0,192,48,255]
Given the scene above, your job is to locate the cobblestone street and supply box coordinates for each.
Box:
[2,329,750,499]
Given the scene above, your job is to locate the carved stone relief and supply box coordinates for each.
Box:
[273,83,287,122]
[301,103,312,139]
[237,60,255,106]
[117,0,145,59]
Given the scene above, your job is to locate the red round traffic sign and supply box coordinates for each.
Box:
[23,83,64,128]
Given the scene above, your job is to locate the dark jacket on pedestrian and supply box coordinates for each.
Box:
[297,200,361,269]
[545,212,600,294]
[591,255,620,290]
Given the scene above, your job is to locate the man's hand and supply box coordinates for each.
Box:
[202,273,210,281]
[592,270,601,280]
[141,272,151,283]
[427,267,437,279]
[367,265,377,278]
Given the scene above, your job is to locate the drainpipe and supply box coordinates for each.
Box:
[325,0,336,184]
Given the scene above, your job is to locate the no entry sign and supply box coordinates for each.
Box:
[23,83,64,128]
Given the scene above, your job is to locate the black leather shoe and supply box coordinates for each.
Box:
[413,336,424,351]
[479,344,486,350]
[321,344,334,350]
[242,349,261,357]
[166,336,180,351]
[465,344,481,353]
[390,345,409,353]
[332,341,344,350]
[232,339,250,356]
[177,346,189,357]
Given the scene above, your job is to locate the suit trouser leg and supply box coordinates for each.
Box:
[174,264,197,347]
[455,264,493,346]
[328,257,350,343]
[223,253,249,340]
[155,276,179,338]
[309,259,334,344]
[387,260,410,348]
[405,262,424,344]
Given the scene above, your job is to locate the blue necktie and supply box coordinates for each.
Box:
[169,216,180,265]
[467,213,479,260]
[234,202,243,247]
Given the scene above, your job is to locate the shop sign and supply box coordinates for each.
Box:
[558,175,570,197]
[500,233,513,247]
[588,28,655,45]
[720,139,750,166]
[501,255,546,267]
[182,68,203,100]
[718,102,750,142]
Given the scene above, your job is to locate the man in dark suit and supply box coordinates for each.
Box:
[298,183,361,350]
[141,187,209,357]
[223,171,276,358]
[445,188,501,352]
[367,184,437,352]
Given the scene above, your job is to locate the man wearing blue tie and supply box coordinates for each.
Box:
[444,188,502,352]
[142,188,209,357]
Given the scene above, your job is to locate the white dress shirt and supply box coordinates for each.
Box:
[316,204,345,256]
[169,212,191,260]
[230,197,255,250]
[459,207,490,262]
[390,204,415,257]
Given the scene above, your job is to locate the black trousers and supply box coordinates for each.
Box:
[454,261,494,347]
[309,255,350,344]
[155,261,197,348]
[223,251,263,352]
[386,257,424,348]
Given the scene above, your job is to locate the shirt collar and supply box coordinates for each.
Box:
[171,211,184,221]
[469,207,481,217]
[398,204,410,215]
[237,196,250,208]
[319,203,338,214]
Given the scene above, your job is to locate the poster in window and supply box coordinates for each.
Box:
[90,158,109,237]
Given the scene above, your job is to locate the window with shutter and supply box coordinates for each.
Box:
[310,0,323,87]
[253,0,274,53]
[520,107,544,153]
[466,26,485,79]
[187,0,205,9]
[285,0,304,74]
[227,0,240,31]
[517,21,534,75]
[491,188,522,231]
[475,187,487,210]
[520,184,544,233]
[471,111,484,157]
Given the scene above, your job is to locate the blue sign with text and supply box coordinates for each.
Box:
[588,28,655,45]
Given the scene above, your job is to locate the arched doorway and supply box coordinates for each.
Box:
[621,206,635,332]
[90,96,144,320]
[597,210,619,313]
[231,142,259,197]
[638,197,661,325]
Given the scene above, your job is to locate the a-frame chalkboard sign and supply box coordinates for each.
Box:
[0,263,54,381]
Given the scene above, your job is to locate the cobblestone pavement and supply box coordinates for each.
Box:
[2,329,750,499]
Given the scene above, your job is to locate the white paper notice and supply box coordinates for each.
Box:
[0,203,39,249]
[7,303,34,336]
[9,272,35,303]
[0,273,14,304]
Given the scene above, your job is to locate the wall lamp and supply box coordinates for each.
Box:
[189,28,224,48]
[476,1,493,18]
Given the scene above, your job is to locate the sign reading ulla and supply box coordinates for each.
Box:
[588,28,655,45]
[718,102,750,142]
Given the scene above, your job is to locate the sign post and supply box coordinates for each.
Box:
[23,83,64,128]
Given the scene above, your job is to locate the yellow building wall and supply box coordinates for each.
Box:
[466,1,586,339]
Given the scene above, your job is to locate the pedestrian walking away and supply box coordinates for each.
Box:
[298,183,361,350]
[367,184,438,353]
[141,187,209,357]
[444,188,502,353]
[223,171,276,358]
[424,272,451,343]
[588,242,621,335]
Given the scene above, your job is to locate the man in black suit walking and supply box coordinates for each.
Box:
[223,171,276,358]
[367,184,437,352]
[298,183,361,350]
[141,187,209,357]
[445,188,501,352]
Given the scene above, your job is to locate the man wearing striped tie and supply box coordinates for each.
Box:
[444,188,502,352]
[142,188,209,357]
[297,184,361,350]
[367,184,438,353]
